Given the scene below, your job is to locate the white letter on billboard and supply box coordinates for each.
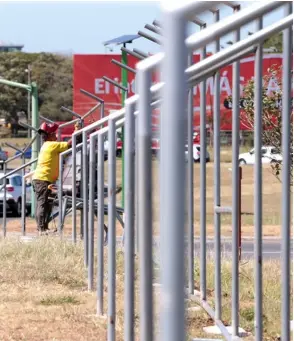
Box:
[95,78,105,94]
[220,71,232,96]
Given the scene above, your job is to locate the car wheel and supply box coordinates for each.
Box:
[12,199,21,217]
[239,159,246,166]
[26,204,31,216]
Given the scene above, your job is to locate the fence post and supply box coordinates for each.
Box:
[3,162,7,238]
[124,98,136,341]
[160,8,187,341]
[187,51,194,296]
[213,8,222,321]
[107,118,117,341]
[30,82,39,219]
[97,133,105,316]
[281,3,292,340]
[238,166,242,260]
[21,155,27,236]
[231,5,241,337]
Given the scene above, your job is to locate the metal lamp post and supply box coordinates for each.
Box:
[25,65,32,138]
[103,34,141,208]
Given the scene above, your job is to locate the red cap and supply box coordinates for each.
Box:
[38,122,59,135]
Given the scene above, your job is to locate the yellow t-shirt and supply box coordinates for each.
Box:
[33,141,68,183]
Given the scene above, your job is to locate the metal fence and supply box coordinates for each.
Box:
[0,1,292,341]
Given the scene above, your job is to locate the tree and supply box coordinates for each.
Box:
[263,32,283,53]
[0,52,73,123]
[234,65,293,184]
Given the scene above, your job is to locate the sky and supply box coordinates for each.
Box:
[0,1,286,55]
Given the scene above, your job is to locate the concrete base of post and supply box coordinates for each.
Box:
[86,314,107,320]
[203,325,248,337]
[19,235,36,243]
[192,339,223,341]
[186,306,201,312]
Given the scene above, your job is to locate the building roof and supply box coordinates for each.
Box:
[0,40,24,48]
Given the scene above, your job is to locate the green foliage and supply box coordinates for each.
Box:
[0,52,73,122]
[39,295,80,306]
[236,65,293,184]
[263,32,283,53]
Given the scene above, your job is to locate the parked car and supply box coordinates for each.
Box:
[238,146,282,165]
[0,173,32,216]
[185,144,210,162]
[15,147,32,159]
[0,147,8,170]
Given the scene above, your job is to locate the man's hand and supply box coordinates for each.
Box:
[74,121,82,131]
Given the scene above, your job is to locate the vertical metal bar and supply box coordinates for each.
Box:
[187,51,194,295]
[213,9,221,321]
[108,119,116,341]
[161,11,187,341]
[72,135,77,244]
[254,18,263,340]
[281,3,292,340]
[3,162,7,237]
[88,134,95,291]
[97,133,105,315]
[121,46,128,209]
[58,154,63,236]
[82,131,89,267]
[135,115,139,255]
[124,99,135,341]
[137,67,153,341]
[238,167,242,260]
[21,156,26,236]
[200,25,207,301]
[80,120,85,241]
[232,5,241,337]
[30,83,39,219]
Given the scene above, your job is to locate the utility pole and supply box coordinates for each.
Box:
[25,65,32,138]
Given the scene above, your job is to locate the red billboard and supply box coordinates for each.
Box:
[73,53,283,131]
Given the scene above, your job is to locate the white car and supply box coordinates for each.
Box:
[0,173,32,216]
[185,144,210,162]
[238,146,282,165]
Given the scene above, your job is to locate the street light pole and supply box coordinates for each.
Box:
[25,65,32,138]
[121,43,128,208]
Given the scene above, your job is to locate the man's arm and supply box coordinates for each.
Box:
[67,121,82,146]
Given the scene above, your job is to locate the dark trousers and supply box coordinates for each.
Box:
[32,180,52,231]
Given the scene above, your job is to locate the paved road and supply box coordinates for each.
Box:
[120,237,291,261]
[191,238,293,260]
[1,224,292,260]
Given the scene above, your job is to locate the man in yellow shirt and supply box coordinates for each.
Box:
[32,122,74,234]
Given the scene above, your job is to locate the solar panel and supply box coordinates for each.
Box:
[103,34,141,46]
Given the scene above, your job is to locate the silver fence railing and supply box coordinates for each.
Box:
[53,2,292,340]
[2,1,292,341]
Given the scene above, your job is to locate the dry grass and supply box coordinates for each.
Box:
[0,237,290,341]
[187,259,293,340]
